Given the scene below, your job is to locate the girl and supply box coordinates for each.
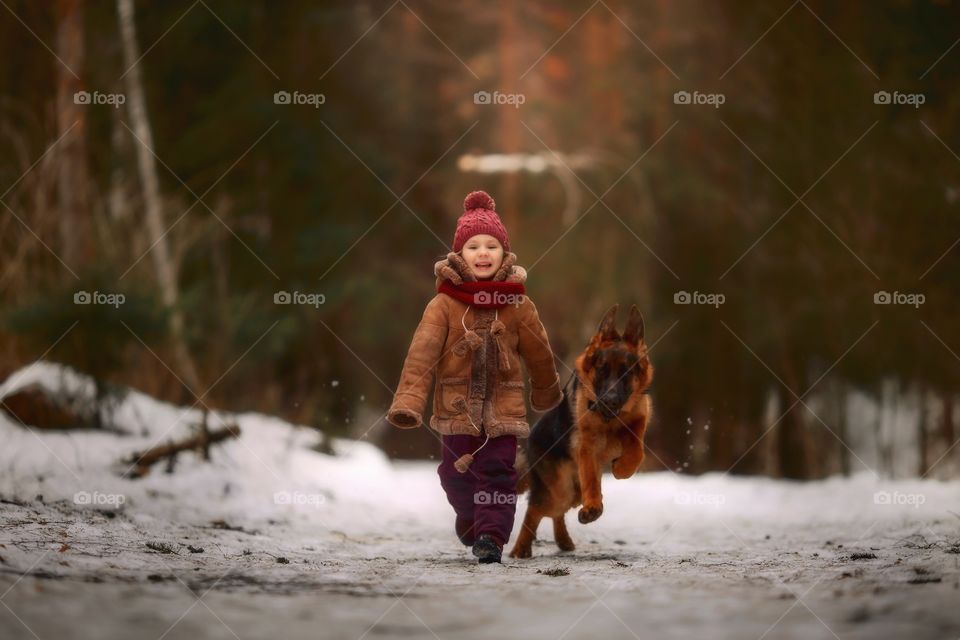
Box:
[387,190,563,564]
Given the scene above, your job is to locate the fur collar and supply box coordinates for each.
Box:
[434,251,527,286]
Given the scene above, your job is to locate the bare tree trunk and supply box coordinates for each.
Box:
[497,0,520,234]
[116,0,201,395]
[917,384,928,477]
[878,380,896,477]
[107,105,132,223]
[940,392,955,477]
[55,0,92,267]
[835,379,851,476]
[942,392,955,447]
[777,358,811,479]
[776,384,809,479]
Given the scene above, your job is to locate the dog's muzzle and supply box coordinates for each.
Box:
[588,398,623,421]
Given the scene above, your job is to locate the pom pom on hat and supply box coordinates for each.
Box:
[464,190,495,212]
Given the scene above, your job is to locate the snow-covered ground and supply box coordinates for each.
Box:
[1,363,959,640]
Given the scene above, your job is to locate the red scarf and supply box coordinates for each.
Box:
[438,279,527,309]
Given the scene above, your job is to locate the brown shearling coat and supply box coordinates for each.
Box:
[386,252,563,438]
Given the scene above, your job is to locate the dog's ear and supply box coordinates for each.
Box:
[582,305,619,372]
[595,304,620,342]
[623,305,645,346]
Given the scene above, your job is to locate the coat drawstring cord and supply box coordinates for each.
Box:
[453,411,489,473]
[454,306,483,356]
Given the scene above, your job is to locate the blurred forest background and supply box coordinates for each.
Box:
[1,0,959,479]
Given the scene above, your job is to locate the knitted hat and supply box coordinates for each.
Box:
[452,191,510,253]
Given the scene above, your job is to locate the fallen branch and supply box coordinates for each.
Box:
[122,423,240,478]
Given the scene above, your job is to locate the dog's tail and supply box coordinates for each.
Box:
[515,447,531,494]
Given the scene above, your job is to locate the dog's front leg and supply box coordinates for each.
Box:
[577,437,603,524]
[612,416,647,479]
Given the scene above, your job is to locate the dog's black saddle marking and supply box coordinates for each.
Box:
[526,380,578,463]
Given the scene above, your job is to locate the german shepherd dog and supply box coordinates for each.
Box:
[509,304,653,558]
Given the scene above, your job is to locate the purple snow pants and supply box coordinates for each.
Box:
[437,433,518,548]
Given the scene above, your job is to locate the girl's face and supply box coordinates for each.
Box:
[461,234,504,280]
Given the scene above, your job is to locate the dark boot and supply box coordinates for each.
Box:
[472,534,503,564]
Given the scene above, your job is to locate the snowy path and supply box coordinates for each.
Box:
[2,469,959,640]
[1,364,959,639]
